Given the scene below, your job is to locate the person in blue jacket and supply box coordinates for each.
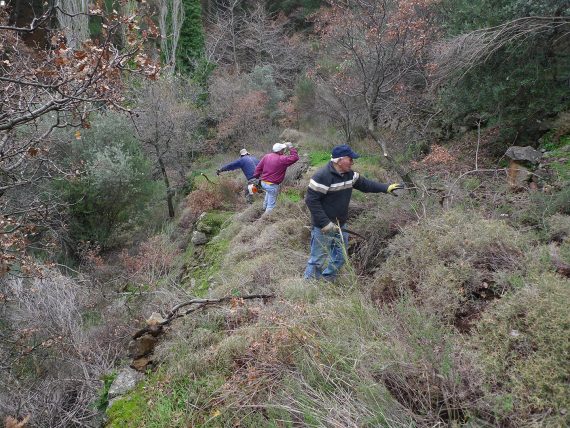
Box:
[217,148,260,203]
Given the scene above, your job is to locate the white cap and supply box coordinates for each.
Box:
[239,148,249,156]
[272,142,287,152]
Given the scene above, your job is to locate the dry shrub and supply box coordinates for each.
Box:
[185,185,225,215]
[212,214,308,298]
[0,269,128,427]
[217,325,298,405]
[410,144,463,174]
[371,302,486,426]
[217,91,270,142]
[119,234,180,286]
[184,179,244,216]
[153,311,227,378]
[546,213,570,243]
[232,203,265,224]
[216,252,302,297]
[373,209,529,325]
[226,216,306,266]
[257,296,412,427]
[76,241,105,270]
[177,205,200,231]
[349,200,417,275]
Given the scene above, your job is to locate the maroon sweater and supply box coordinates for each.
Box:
[253,148,299,184]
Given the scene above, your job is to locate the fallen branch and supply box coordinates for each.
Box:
[132,293,274,339]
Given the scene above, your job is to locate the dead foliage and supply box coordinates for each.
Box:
[183,177,244,217]
[119,235,180,286]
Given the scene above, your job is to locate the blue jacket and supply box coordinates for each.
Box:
[219,155,259,180]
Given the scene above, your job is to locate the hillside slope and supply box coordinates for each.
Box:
[106,132,570,428]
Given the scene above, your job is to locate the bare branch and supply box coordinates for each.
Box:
[432,16,570,83]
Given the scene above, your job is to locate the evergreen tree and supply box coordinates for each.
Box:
[176,0,205,74]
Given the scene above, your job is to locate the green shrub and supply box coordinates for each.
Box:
[94,372,117,411]
[54,114,161,248]
[472,272,570,426]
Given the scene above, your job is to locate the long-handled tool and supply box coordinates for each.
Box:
[341,228,367,240]
[303,226,366,240]
[200,172,217,184]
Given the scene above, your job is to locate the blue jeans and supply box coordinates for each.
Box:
[304,224,349,280]
[261,181,280,212]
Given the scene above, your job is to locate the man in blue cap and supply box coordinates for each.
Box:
[304,144,404,281]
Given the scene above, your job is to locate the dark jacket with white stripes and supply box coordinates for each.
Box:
[306,162,389,228]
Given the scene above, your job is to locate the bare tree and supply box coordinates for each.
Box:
[239,2,306,86]
[312,82,363,141]
[204,0,306,87]
[310,0,438,137]
[202,0,241,70]
[208,69,275,146]
[130,77,202,218]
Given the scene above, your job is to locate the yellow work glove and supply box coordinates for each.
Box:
[387,183,405,195]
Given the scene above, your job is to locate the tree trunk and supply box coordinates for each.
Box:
[156,152,175,218]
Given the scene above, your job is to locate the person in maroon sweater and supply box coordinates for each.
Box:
[253,142,299,212]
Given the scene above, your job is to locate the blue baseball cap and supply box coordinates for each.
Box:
[331,144,360,159]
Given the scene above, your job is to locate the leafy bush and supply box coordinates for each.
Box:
[55,114,161,249]
[437,1,570,141]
